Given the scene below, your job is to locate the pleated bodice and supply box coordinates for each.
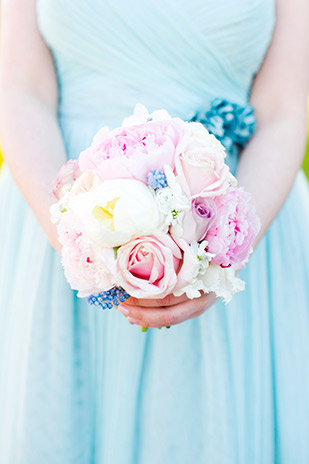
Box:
[36,0,275,157]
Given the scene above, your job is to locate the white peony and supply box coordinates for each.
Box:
[68,178,164,247]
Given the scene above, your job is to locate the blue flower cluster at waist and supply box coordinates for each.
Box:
[189,98,256,156]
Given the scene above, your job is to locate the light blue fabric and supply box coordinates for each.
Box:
[0,1,309,463]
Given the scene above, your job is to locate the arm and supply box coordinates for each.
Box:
[120,0,309,328]
[237,0,309,246]
[0,0,67,252]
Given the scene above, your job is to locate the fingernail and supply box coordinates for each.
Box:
[118,305,130,316]
[127,317,138,324]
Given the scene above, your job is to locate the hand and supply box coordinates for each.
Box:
[117,292,218,329]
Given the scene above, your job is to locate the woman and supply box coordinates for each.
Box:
[0,0,308,462]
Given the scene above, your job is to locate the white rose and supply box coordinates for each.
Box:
[68,178,163,247]
[173,241,214,299]
[175,122,236,198]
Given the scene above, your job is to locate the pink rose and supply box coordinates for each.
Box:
[116,233,182,299]
[57,213,116,297]
[205,187,261,268]
[52,159,82,200]
[177,197,217,243]
[175,122,236,198]
[78,117,189,184]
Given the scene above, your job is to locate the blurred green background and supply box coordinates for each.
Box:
[304,125,309,181]
[0,115,309,179]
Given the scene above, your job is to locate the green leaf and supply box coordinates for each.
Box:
[171,209,179,219]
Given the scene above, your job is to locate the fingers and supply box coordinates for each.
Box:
[125,293,189,308]
[117,293,213,328]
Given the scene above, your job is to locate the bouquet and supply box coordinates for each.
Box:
[51,104,260,311]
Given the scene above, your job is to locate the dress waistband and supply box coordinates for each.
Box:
[189,98,256,154]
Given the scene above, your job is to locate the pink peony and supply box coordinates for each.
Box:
[116,233,183,299]
[175,122,236,198]
[52,159,82,200]
[78,117,189,184]
[57,213,116,297]
[205,187,261,268]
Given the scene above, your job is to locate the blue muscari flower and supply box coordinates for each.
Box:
[87,286,130,310]
[88,288,170,332]
[147,170,168,190]
[190,98,256,154]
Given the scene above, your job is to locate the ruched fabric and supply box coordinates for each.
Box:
[0,1,309,463]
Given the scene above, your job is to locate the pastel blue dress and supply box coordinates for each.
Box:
[0,1,309,463]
